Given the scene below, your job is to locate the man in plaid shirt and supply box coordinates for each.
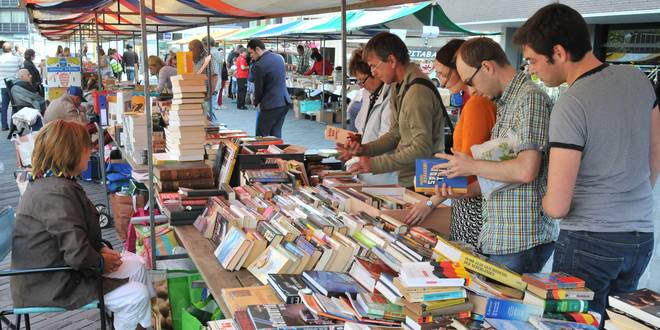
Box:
[436,37,557,274]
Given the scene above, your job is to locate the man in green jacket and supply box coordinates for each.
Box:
[338,32,445,187]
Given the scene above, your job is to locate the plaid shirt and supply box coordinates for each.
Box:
[478,71,558,255]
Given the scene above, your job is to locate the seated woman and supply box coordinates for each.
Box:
[346,48,397,185]
[304,50,333,76]
[405,39,497,249]
[11,120,153,330]
[148,55,178,94]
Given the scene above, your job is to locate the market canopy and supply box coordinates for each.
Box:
[213,2,496,41]
[25,0,431,41]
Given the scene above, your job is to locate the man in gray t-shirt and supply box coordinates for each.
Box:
[514,3,658,317]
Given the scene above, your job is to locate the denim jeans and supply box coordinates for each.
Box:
[256,105,288,138]
[1,88,9,129]
[125,67,135,82]
[553,230,654,318]
[486,241,555,275]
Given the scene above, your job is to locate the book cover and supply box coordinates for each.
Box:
[484,297,544,321]
[524,292,589,313]
[220,286,282,317]
[247,245,294,285]
[356,292,405,321]
[414,158,468,194]
[433,236,526,291]
[609,288,660,327]
[246,304,309,329]
[232,310,256,330]
[213,226,248,269]
[543,312,599,327]
[522,272,585,290]
[302,271,364,299]
[527,285,595,301]
[485,318,536,330]
[399,262,465,288]
[266,274,308,304]
[218,140,239,185]
[528,316,598,330]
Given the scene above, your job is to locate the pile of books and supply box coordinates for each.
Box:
[123,113,148,164]
[165,74,208,162]
[606,288,660,330]
[523,272,599,327]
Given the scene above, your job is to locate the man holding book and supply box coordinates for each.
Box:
[337,32,445,188]
[513,3,658,316]
[438,38,557,274]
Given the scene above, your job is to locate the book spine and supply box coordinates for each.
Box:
[544,299,589,313]
[408,290,466,302]
[547,289,595,300]
[460,253,526,291]
[542,312,600,326]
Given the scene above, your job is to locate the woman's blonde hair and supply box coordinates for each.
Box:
[31,120,91,179]
[148,55,165,70]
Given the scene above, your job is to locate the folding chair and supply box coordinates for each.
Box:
[0,207,114,330]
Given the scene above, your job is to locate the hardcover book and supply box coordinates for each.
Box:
[399,261,465,288]
[414,158,468,194]
[246,304,315,329]
[154,162,212,181]
[528,316,598,330]
[609,288,660,327]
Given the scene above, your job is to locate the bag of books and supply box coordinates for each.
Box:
[470,133,521,199]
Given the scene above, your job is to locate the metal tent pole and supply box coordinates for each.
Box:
[78,24,83,65]
[94,14,110,219]
[206,17,213,121]
[341,0,347,129]
[155,25,159,57]
[132,32,138,84]
[140,0,156,269]
[139,0,157,270]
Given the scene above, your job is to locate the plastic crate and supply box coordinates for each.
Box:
[299,100,322,114]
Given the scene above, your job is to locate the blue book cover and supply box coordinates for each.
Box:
[414,158,468,194]
[302,271,364,298]
[420,289,467,302]
[484,298,544,321]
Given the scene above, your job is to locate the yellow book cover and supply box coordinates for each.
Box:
[432,236,527,291]
[220,285,282,317]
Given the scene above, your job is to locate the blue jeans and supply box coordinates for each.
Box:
[1,88,9,129]
[486,241,555,274]
[125,67,135,81]
[256,105,288,138]
[553,230,653,319]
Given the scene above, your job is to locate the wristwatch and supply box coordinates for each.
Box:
[426,199,436,208]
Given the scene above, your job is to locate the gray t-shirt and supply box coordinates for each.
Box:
[549,64,655,232]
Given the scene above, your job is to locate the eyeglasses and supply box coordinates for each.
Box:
[463,64,482,87]
[369,61,384,74]
[358,75,370,86]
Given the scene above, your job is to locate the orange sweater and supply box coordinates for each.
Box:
[452,94,497,183]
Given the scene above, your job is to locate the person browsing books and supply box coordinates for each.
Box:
[346,47,397,185]
[405,40,497,250]
[148,55,177,94]
[435,37,556,274]
[11,120,154,330]
[514,4,658,316]
[337,32,446,188]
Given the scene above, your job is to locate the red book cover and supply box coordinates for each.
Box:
[522,272,585,290]
[232,310,255,330]
[355,257,396,279]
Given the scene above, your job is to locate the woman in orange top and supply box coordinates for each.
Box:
[406,39,496,249]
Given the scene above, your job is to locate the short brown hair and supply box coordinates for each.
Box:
[458,37,509,69]
[31,120,91,179]
[348,48,370,76]
[363,32,409,65]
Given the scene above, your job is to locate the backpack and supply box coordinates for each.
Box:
[402,78,454,154]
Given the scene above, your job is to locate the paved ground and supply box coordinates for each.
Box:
[0,97,658,329]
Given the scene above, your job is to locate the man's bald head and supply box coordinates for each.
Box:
[2,42,12,53]
[17,69,31,83]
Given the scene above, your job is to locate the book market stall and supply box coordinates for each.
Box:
[17,1,659,330]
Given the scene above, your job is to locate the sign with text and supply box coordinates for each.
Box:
[408,47,437,60]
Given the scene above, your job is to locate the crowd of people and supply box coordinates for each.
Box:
[337,4,659,319]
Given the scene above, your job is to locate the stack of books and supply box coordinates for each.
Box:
[166,74,208,162]
[153,162,214,193]
[522,272,599,327]
[606,288,660,330]
[123,113,148,164]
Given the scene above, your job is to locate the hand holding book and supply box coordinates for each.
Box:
[433,151,479,179]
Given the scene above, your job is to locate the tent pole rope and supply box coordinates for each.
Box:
[139,0,158,270]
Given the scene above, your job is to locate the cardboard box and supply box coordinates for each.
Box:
[317,110,335,124]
